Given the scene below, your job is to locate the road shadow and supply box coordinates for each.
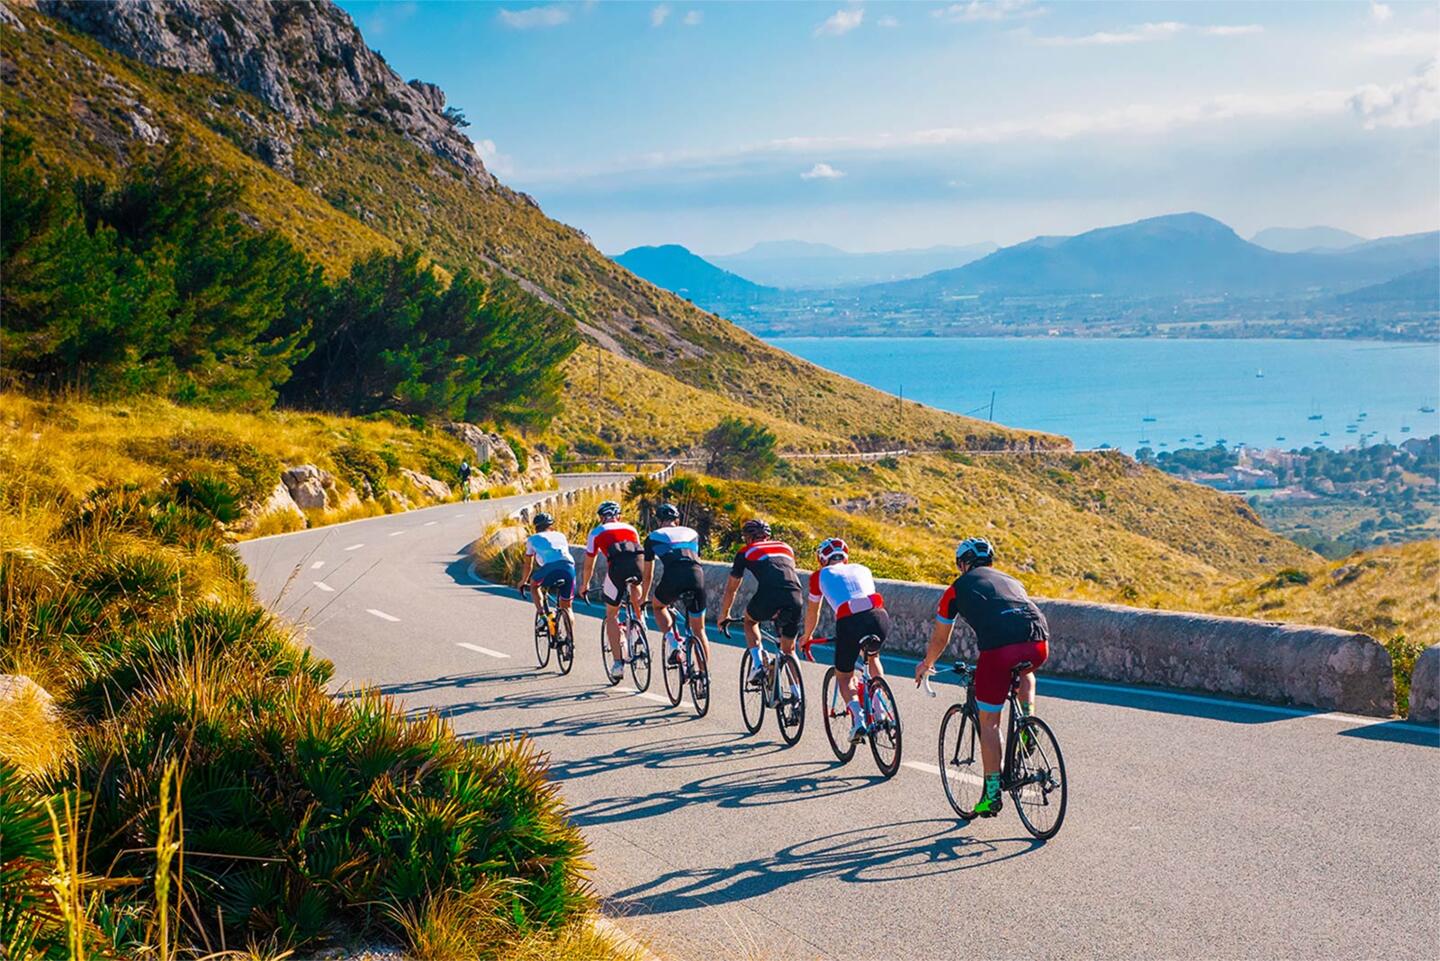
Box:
[548,729,787,783]
[1336,719,1439,747]
[608,818,1039,915]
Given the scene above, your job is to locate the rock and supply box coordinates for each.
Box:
[281,465,332,510]
[0,2,26,33]
[260,480,306,526]
[444,423,520,476]
[1410,645,1439,724]
[401,468,451,502]
[0,675,56,718]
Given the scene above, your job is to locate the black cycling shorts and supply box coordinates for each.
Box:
[655,562,707,615]
[834,609,889,673]
[602,554,643,605]
[746,584,804,638]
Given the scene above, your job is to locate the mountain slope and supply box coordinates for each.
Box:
[712,239,997,288]
[613,244,776,310]
[1251,226,1366,253]
[5,0,1050,453]
[1338,267,1440,306]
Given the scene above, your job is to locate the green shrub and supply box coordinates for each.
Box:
[122,429,277,509]
[331,443,388,497]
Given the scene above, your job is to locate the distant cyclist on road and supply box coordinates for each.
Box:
[914,537,1049,818]
[641,503,709,666]
[801,537,890,743]
[458,460,473,501]
[517,511,575,624]
[718,519,805,689]
[579,500,644,681]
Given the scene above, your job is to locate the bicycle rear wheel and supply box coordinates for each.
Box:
[738,650,765,734]
[867,677,902,779]
[938,703,982,819]
[821,668,857,763]
[555,610,574,675]
[534,611,552,669]
[627,620,651,692]
[600,620,621,687]
[662,630,684,706]
[775,654,805,746]
[688,639,710,717]
[1010,715,1068,840]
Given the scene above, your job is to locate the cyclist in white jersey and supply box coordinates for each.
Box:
[640,503,708,666]
[801,537,891,742]
[517,512,576,619]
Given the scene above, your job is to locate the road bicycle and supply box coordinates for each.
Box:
[720,616,805,745]
[660,593,710,716]
[520,581,574,675]
[589,577,651,691]
[925,660,1068,840]
[802,635,902,778]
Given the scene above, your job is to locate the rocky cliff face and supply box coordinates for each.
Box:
[36,0,492,184]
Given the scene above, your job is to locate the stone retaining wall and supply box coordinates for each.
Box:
[1410,646,1439,725]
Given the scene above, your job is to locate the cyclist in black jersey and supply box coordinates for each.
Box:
[718,518,805,686]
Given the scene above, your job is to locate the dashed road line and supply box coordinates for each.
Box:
[457,642,510,658]
[344,543,365,551]
[313,581,335,593]
[366,608,400,622]
[389,530,405,537]
[902,760,942,776]
[423,521,438,527]
[634,691,672,704]
[310,560,325,570]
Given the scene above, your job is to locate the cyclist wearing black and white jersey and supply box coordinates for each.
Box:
[579,500,643,681]
[718,519,805,686]
[801,537,890,743]
[641,503,709,666]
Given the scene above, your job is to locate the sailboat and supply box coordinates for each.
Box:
[1255,368,1264,379]
[1421,404,1436,414]
[1307,399,1323,422]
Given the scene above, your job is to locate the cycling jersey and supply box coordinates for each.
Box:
[525,531,574,568]
[586,521,641,561]
[936,565,1049,652]
[730,539,801,592]
[644,526,701,565]
[807,562,885,619]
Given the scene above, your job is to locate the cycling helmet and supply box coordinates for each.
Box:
[533,511,554,530]
[816,537,849,565]
[597,500,621,519]
[955,537,995,568]
[741,518,771,540]
[656,503,680,522]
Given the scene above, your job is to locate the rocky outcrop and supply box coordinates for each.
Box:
[258,480,305,527]
[400,468,451,502]
[280,464,334,510]
[445,423,520,476]
[38,0,492,183]
[1410,646,1439,724]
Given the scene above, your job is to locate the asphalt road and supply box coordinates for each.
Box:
[238,484,1439,961]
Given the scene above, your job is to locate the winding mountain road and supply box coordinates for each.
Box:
[237,482,1438,961]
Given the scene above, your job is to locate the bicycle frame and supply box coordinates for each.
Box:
[801,636,882,726]
[721,616,785,707]
[927,662,1043,792]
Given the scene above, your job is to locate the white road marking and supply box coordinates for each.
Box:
[423,521,438,527]
[344,543,365,551]
[902,760,942,776]
[310,560,325,570]
[313,581,335,593]
[634,691,671,704]
[457,642,510,658]
[366,608,400,622]
[389,530,405,537]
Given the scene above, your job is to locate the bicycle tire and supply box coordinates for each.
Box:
[821,668,857,763]
[738,649,765,734]
[555,609,574,675]
[600,620,622,687]
[775,654,806,746]
[938,703,981,820]
[534,611,552,669]
[867,677,902,779]
[628,619,651,692]
[688,638,710,718]
[1010,715,1068,840]
[662,629,684,706]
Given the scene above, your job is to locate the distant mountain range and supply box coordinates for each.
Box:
[612,244,775,307]
[708,240,998,288]
[1251,226,1367,253]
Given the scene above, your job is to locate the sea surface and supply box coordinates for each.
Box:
[766,337,1440,452]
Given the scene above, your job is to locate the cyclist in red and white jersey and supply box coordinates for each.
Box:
[801,537,891,742]
[578,500,643,681]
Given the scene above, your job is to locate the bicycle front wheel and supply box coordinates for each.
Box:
[775,654,806,746]
[938,703,982,819]
[662,631,684,706]
[867,677,902,779]
[1011,715,1068,840]
[738,650,765,734]
[821,668,856,763]
[628,621,651,692]
[555,610,574,675]
[534,612,552,669]
[688,639,710,718]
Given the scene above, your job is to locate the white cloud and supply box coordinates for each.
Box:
[1350,59,1440,128]
[1202,24,1263,37]
[1361,30,1440,57]
[1036,21,1260,47]
[497,5,570,29]
[683,10,702,26]
[816,8,864,37]
[473,138,517,177]
[650,4,670,27]
[1370,2,1394,26]
[877,14,899,28]
[800,162,846,180]
[933,0,1039,23]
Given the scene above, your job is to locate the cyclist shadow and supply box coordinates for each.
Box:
[549,729,788,783]
[609,818,1040,915]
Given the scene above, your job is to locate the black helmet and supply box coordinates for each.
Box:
[656,503,680,522]
[955,537,995,568]
[533,512,554,530]
[741,518,771,540]
[597,500,621,519]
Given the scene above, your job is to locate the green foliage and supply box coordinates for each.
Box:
[331,443,389,497]
[703,417,779,480]
[122,428,278,509]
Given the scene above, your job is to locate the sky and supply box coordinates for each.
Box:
[336,0,1440,255]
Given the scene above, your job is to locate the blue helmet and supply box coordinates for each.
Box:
[955,537,995,568]
[533,512,554,530]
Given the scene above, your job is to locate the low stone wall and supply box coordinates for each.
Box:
[1410,646,1440,724]
[573,555,1396,717]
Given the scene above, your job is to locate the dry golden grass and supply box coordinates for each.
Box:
[0,682,71,778]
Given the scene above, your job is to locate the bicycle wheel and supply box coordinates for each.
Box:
[555,610,574,675]
[1010,715,1068,840]
[600,620,621,687]
[820,668,857,763]
[775,654,806,746]
[533,611,552,669]
[662,630,684,706]
[738,649,765,734]
[867,677,902,779]
[627,619,652,692]
[938,703,982,819]
[688,639,710,718]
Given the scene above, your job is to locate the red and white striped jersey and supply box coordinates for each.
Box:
[808,562,884,619]
[585,521,641,560]
[729,539,801,592]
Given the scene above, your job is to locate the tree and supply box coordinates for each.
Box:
[703,417,779,480]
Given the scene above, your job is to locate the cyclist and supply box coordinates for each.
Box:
[718,519,804,690]
[579,500,644,681]
[517,511,575,621]
[914,537,1049,818]
[800,537,889,743]
[640,503,708,667]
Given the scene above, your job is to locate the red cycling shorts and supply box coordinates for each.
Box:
[974,640,1048,712]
